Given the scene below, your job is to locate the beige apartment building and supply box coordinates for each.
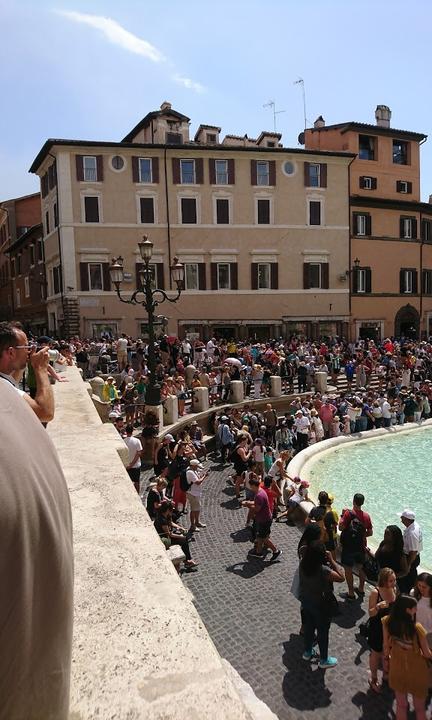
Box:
[30,102,354,340]
[304,105,432,341]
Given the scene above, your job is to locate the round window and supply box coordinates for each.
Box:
[283,160,296,176]
[111,155,125,171]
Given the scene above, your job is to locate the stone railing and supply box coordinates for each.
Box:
[48,366,275,719]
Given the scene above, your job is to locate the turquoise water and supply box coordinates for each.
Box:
[306,428,431,571]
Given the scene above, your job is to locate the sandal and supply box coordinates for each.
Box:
[368,679,382,694]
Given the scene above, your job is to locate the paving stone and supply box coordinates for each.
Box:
[143,458,397,719]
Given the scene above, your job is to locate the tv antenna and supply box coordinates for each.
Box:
[263,100,285,132]
[294,78,307,130]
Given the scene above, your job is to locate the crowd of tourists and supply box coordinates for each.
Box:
[3,319,432,719]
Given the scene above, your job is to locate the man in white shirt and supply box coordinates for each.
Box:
[294,410,310,451]
[380,395,392,428]
[181,339,192,364]
[0,321,54,422]
[206,338,216,359]
[124,424,142,494]
[399,508,423,593]
[116,334,129,371]
[186,458,208,534]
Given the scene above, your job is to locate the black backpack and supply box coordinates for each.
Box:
[340,511,365,551]
[179,468,192,492]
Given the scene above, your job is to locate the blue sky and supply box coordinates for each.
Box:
[1,0,432,200]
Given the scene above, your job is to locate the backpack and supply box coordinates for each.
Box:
[340,511,365,551]
[179,468,192,492]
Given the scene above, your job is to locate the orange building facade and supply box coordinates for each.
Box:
[304,106,432,340]
[0,193,46,331]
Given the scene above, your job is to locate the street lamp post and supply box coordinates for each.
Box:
[109,235,184,407]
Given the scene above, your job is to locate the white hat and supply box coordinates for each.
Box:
[164,433,175,442]
[190,459,202,467]
[399,508,415,521]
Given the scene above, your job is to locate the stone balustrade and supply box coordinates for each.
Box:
[47,367,274,719]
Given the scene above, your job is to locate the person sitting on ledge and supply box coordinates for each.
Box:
[154,500,198,570]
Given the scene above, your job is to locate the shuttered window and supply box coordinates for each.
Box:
[184,263,199,290]
[353,212,371,236]
[251,262,278,289]
[303,262,329,289]
[140,197,155,223]
[422,219,432,243]
[215,160,228,184]
[396,180,412,194]
[422,269,432,295]
[83,156,97,182]
[304,163,327,188]
[216,198,229,224]
[80,262,111,291]
[257,199,270,224]
[53,265,62,295]
[181,198,197,224]
[352,267,372,294]
[400,216,417,239]
[76,155,104,182]
[309,201,321,226]
[400,268,417,294]
[132,157,159,183]
[84,196,100,223]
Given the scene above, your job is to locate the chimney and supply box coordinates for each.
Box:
[160,101,172,111]
[314,115,325,129]
[429,194,432,205]
[375,105,391,128]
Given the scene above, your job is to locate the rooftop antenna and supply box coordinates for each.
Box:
[263,100,285,133]
[294,78,307,130]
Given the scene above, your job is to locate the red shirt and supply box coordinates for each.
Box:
[262,486,277,515]
[319,403,336,423]
[254,488,272,523]
[340,507,372,548]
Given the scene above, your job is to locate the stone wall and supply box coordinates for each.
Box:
[48,366,262,719]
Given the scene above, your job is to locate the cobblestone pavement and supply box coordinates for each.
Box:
[144,460,403,720]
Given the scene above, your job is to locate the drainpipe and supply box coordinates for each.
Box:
[418,137,427,339]
[48,152,65,336]
[420,209,423,337]
[347,156,355,340]
[163,146,173,289]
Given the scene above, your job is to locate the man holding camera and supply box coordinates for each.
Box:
[0,322,54,422]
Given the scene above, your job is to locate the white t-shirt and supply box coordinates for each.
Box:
[124,436,142,468]
[403,521,423,554]
[295,416,310,435]
[381,400,392,419]
[186,468,202,497]
[291,484,308,504]
[0,373,25,397]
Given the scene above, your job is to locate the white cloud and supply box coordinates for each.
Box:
[173,74,206,94]
[54,9,165,63]
[54,10,205,93]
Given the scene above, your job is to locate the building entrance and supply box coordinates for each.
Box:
[394,304,420,339]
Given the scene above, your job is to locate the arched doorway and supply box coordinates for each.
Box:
[394,304,420,339]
